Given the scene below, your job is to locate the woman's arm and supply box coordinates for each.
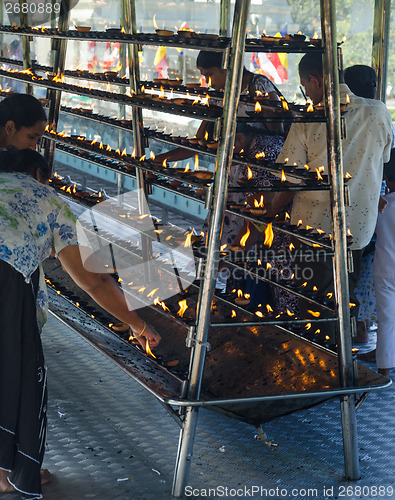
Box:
[153,120,209,165]
[57,245,160,348]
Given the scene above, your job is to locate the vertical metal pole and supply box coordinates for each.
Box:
[44,0,70,170]
[372,0,391,102]
[320,0,360,481]
[123,0,153,280]
[171,0,251,496]
[19,0,32,95]
[219,0,231,37]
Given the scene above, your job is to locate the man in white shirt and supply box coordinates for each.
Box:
[268,52,393,344]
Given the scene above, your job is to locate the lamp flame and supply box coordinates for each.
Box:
[184,230,193,248]
[254,195,264,208]
[281,170,287,182]
[247,166,253,180]
[264,223,274,247]
[315,167,324,180]
[145,340,156,358]
[307,103,314,112]
[255,101,262,113]
[307,310,321,317]
[153,14,159,30]
[240,223,250,247]
[255,151,265,159]
[177,299,188,317]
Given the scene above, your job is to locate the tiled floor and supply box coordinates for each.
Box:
[2,316,394,500]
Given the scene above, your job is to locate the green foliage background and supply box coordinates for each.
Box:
[286,0,395,94]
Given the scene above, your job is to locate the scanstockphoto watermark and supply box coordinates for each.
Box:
[184,485,321,498]
[185,485,395,498]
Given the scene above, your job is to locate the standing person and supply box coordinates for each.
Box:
[153,50,284,165]
[264,52,393,345]
[344,64,395,343]
[359,151,395,377]
[0,149,161,499]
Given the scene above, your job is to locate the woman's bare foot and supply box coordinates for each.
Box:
[41,468,52,485]
[0,469,15,493]
[0,468,51,491]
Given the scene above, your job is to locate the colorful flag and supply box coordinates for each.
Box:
[154,46,168,78]
[251,24,288,84]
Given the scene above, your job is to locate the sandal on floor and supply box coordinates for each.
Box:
[357,349,376,362]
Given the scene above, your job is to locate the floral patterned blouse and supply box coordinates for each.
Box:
[0,171,78,327]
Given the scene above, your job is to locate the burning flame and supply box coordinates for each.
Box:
[154,297,170,312]
[345,172,352,179]
[159,86,165,98]
[313,31,318,39]
[307,310,321,317]
[305,323,312,330]
[285,212,290,220]
[153,14,159,30]
[254,195,264,208]
[247,167,253,180]
[346,94,350,104]
[266,304,273,313]
[231,310,236,318]
[307,103,314,112]
[240,223,250,247]
[184,230,193,248]
[315,167,324,180]
[145,340,156,358]
[327,292,333,299]
[264,223,274,247]
[281,98,289,111]
[255,151,265,159]
[255,311,264,318]
[177,299,188,317]
[289,243,295,251]
[194,154,199,171]
[281,170,287,182]
[204,131,209,141]
[347,229,353,237]
[255,101,262,113]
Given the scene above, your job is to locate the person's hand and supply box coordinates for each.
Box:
[378,194,388,213]
[134,323,161,349]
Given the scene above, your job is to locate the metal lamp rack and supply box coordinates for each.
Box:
[1,0,392,495]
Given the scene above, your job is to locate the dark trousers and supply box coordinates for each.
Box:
[292,241,363,345]
[0,261,46,500]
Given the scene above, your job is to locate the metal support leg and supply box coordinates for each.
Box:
[172,407,199,497]
[340,395,361,480]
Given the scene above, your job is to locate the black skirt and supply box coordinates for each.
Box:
[0,260,47,500]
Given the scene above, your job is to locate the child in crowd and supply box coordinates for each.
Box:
[372,149,395,377]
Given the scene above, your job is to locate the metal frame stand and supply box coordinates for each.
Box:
[320,0,360,480]
[171,0,251,496]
